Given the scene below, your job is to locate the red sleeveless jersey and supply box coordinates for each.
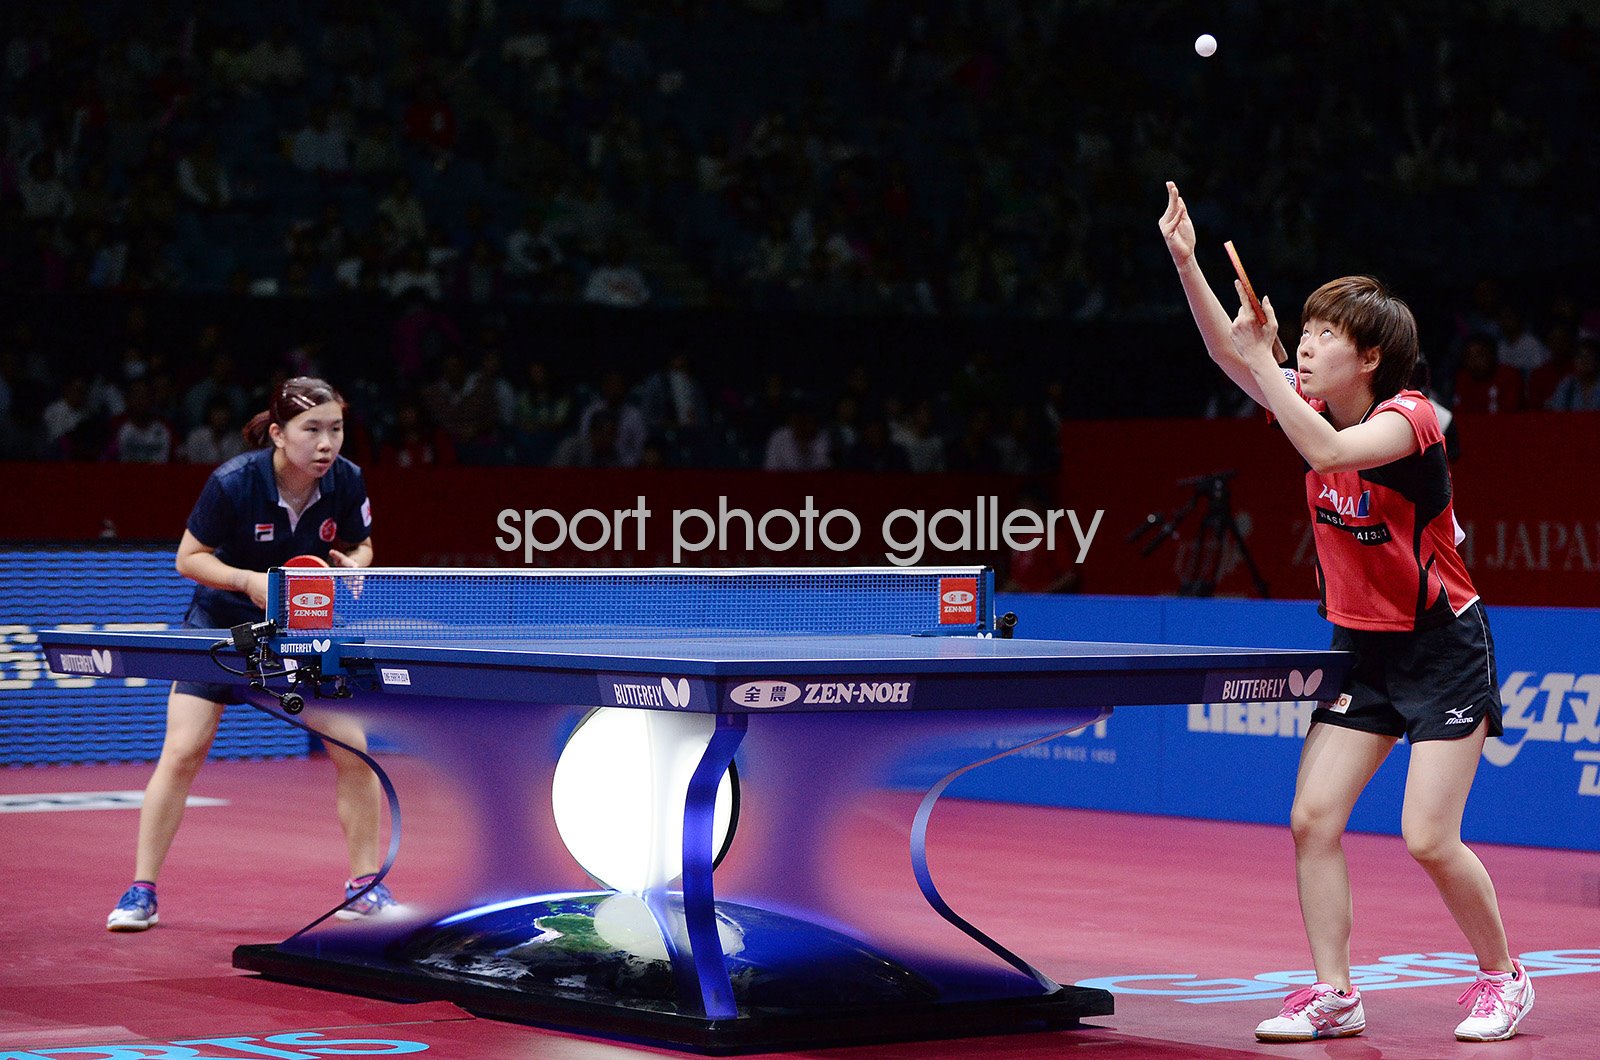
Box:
[1288,382,1478,631]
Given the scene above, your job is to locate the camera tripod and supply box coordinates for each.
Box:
[1128,471,1270,598]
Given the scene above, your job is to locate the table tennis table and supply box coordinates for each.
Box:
[42,566,1346,1053]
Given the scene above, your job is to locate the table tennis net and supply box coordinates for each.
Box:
[268,567,993,639]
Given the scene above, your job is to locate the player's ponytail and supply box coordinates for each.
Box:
[243,377,346,447]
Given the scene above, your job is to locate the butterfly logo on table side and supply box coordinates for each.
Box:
[91,649,114,674]
[1288,669,1324,698]
[661,677,692,708]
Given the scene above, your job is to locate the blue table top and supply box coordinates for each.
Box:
[40,627,1342,678]
[347,633,1332,675]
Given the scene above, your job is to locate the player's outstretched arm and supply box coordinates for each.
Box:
[1159,181,1271,409]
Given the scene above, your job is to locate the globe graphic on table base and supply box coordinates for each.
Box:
[396,892,939,1016]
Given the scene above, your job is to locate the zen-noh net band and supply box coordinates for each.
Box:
[269,567,994,639]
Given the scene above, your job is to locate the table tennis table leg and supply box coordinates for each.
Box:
[910,709,1114,991]
[240,691,405,940]
[651,712,746,1020]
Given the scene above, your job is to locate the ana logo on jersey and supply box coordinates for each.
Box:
[1317,485,1371,519]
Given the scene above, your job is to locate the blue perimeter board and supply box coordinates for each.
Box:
[39,627,1347,711]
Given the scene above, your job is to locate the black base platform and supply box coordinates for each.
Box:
[233,943,1113,1054]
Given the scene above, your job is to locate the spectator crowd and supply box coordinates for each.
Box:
[1,1,1596,472]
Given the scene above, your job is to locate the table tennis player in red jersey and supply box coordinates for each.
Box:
[1159,182,1532,1044]
[106,377,396,932]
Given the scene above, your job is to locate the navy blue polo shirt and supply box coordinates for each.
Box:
[185,447,371,627]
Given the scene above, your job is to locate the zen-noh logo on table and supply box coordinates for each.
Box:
[728,679,916,708]
[1204,668,1324,703]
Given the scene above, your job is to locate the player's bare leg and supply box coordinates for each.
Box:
[314,714,383,878]
[1289,723,1395,990]
[134,690,226,881]
[1401,719,1512,971]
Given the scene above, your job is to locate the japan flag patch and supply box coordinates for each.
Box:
[361,498,372,527]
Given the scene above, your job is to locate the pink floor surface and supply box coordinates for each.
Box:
[2,757,1595,1059]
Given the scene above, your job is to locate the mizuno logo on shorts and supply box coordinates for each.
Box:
[1445,705,1476,724]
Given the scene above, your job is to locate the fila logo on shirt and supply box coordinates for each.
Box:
[255,522,275,541]
[1317,485,1371,519]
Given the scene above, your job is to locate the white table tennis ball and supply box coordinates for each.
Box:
[1195,33,1218,58]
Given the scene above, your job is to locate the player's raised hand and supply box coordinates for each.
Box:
[1229,284,1281,368]
[328,548,357,567]
[1159,181,1196,267]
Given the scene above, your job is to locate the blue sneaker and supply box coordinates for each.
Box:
[107,884,158,931]
[335,877,396,920]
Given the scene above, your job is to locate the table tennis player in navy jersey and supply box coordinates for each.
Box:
[107,377,396,932]
[1160,182,1532,1044]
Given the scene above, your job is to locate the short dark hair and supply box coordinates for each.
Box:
[1302,276,1419,401]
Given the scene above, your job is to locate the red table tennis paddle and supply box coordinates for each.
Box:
[1223,239,1289,365]
[283,554,330,568]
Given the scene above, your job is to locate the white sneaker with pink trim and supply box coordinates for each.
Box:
[1455,959,1534,1041]
[1254,983,1366,1041]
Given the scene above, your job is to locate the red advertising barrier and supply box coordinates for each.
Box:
[1061,412,1600,608]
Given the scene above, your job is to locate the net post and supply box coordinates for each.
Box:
[265,567,284,624]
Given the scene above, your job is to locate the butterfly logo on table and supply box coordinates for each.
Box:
[1288,669,1324,698]
[661,677,692,708]
[91,649,114,674]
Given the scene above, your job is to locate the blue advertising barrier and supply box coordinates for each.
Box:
[902,595,1600,853]
[0,546,309,765]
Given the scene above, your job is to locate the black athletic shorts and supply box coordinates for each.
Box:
[172,604,251,705]
[1312,600,1503,743]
